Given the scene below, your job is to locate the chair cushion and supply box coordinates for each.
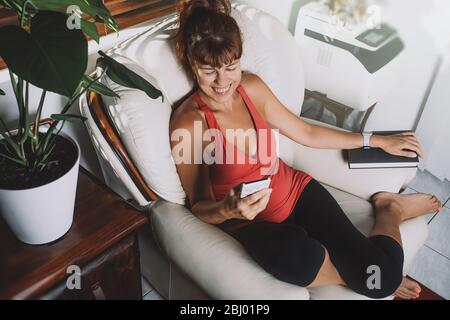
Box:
[100,4,305,205]
[149,199,310,300]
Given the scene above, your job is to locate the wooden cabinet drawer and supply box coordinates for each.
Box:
[40,234,142,300]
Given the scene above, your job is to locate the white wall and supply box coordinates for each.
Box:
[414,0,450,180]
[364,0,441,131]
[416,63,450,180]
[237,0,309,33]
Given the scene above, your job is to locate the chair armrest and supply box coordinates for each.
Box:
[287,118,417,200]
[148,199,310,300]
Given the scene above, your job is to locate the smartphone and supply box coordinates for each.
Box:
[239,177,271,199]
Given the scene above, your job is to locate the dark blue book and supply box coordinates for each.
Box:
[348,131,420,169]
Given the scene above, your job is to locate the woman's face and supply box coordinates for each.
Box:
[192,59,242,105]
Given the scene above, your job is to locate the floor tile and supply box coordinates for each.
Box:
[143,289,164,300]
[407,169,450,204]
[141,276,153,296]
[425,206,450,259]
[408,245,450,300]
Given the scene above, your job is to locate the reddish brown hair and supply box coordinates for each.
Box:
[175,0,243,78]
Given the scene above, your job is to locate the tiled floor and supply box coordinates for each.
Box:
[141,276,164,300]
[405,170,450,299]
[407,169,450,205]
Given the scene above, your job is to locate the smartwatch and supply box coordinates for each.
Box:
[362,132,373,149]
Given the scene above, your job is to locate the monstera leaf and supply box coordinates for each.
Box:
[97,51,163,101]
[51,114,87,122]
[30,0,119,32]
[80,19,100,43]
[0,11,88,97]
[81,75,119,98]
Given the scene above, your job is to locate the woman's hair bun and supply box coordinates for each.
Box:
[177,0,231,20]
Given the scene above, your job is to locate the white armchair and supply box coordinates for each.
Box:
[79,4,427,300]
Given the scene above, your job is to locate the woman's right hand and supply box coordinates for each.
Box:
[219,187,272,221]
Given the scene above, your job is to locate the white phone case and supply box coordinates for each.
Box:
[240,178,271,198]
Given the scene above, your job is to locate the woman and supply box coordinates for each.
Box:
[170,0,442,299]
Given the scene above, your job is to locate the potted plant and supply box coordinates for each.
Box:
[0,0,162,245]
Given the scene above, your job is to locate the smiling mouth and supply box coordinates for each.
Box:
[213,84,232,95]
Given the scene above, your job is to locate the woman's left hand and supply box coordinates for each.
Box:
[375,132,424,159]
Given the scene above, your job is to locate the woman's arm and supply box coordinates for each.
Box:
[170,110,227,225]
[245,75,423,158]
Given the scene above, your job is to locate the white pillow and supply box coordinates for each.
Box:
[101,56,187,205]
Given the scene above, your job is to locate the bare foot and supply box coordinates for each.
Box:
[371,192,442,221]
[395,277,421,300]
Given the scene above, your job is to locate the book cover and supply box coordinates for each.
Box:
[348,131,420,169]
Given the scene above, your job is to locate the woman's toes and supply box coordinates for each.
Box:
[395,288,419,300]
[395,291,410,300]
[432,197,443,211]
[395,277,421,299]
[395,288,416,299]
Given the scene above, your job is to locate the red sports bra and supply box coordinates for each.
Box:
[193,85,312,233]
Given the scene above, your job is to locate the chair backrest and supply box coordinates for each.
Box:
[80,4,305,207]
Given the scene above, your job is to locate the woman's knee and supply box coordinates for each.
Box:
[329,235,404,299]
[362,236,404,298]
[341,254,403,299]
[360,261,403,299]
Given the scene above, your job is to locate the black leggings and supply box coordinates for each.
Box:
[232,179,404,299]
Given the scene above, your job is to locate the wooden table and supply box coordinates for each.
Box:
[0,167,148,300]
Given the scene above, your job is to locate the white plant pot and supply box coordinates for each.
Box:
[0,132,80,245]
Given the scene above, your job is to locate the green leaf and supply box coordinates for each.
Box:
[0,1,32,21]
[36,143,56,169]
[0,0,118,35]
[35,122,58,158]
[0,152,27,166]
[0,1,17,10]
[0,130,20,155]
[85,0,119,32]
[0,88,4,95]
[98,51,164,101]
[30,0,119,32]
[51,114,87,123]
[82,75,119,98]
[0,11,88,97]
[0,115,19,152]
[81,19,100,43]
